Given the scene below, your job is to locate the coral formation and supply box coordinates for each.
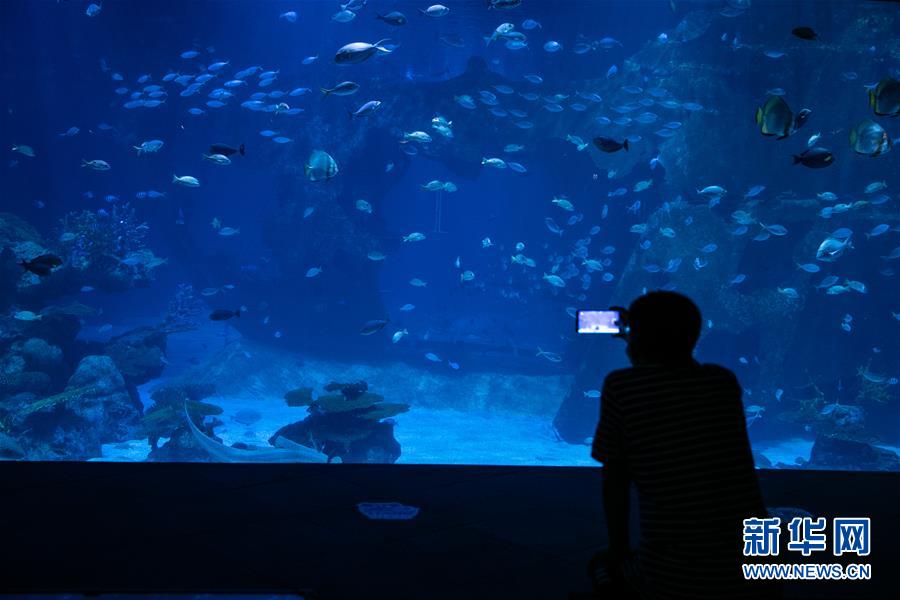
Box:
[58,204,165,291]
[272,381,408,463]
[165,284,206,331]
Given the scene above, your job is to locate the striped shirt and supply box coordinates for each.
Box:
[592,362,773,599]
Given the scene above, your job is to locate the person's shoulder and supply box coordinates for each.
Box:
[602,366,647,390]
[603,367,638,383]
[698,363,740,385]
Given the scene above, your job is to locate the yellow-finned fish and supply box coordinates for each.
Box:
[869,77,900,117]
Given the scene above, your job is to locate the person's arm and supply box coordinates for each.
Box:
[602,460,631,559]
[591,380,631,559]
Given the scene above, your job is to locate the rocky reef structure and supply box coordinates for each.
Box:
[0,317,178,460]
[144,383,222,461]
[3,355,141,460]
[0,206,177,460]
[0,212,55,310]
[103,326,168,387]
[806,435,900,471]
[272,381,408,463]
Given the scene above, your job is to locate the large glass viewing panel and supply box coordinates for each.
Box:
[0,0,897,470]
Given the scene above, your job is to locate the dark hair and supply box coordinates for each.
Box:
[627,291,702,362]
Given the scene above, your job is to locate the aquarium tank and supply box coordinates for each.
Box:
[0,0,897,469]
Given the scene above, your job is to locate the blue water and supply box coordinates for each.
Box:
[0,0,898,469]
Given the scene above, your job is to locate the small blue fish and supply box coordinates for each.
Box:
[867,224,889,238]
[744,185,765,198]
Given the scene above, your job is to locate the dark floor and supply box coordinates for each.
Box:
[0,463,897,599]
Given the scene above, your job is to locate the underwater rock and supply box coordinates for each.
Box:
[284,386,314,406]
[819,403,865,429]
[807,435,900,471]
[0,352,27,378]
[68,354,126,392]
[0,368,52,397]
[142,382,221,450]
[0,431,26,459]
[270,415,400,464]
[3,356,140,459]
[147,422,218,462]
[65,355,142,442]
[0,212,43,248]
[753,452,772,468]
[103,326,168,386]
[272,381,406,463]
[0,214,49,298]
[0,348,53,397]
[19,337,63,373]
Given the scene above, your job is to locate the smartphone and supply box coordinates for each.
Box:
[576,310,621,334]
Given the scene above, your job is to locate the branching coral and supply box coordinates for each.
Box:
[164,284,206,331]
[58,204,164,286]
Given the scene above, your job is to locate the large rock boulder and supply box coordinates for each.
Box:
[103,327,167,386]
[65,355,142,442]
[807,435,900,472]
[20,337,63,372]
[0,350,52,398]
[0,431,26,460]
[7,355,144,460]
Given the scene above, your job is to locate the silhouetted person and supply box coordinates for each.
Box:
[590,292,778,599]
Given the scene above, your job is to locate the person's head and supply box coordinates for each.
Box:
[625,291,701,365]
